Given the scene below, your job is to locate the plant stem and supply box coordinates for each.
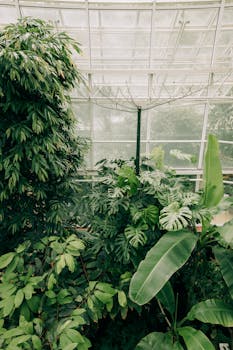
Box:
[157,299,171,328]
[174,293,179,332]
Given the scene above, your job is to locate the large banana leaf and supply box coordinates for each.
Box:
[129,230,197,305]
[203,134,224,208]
[178,326,215,350]
[213,247,233,299]
[187,299,233,327]
[135,332,183,350]
[156,281,175,316]
[217,219,233,249]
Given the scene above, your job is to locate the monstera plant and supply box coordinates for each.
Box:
[129,134,233,349]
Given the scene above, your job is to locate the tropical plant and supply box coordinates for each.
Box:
[129,134,233,349]
[0,231,126,349]
[135,282,233,350]
[0,17,86,249]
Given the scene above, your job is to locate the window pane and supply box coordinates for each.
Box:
[150,104,204,140]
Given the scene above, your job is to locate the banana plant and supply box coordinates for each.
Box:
[135,283,233,350]
[130,134,227,305]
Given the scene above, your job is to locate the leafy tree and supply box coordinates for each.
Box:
[0,18,86,248]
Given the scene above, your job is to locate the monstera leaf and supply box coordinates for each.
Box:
[159,202,192,231]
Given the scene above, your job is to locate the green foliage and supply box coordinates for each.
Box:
[203,134,224,208]
[0,231,130,349]
[129,230,197,305]
[0,17,86,244]
[213,247,233,299]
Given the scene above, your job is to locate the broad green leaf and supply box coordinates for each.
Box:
[47,273,57,290]
[187,299,233,327]
[129,230,197,305]
[65,329,84,344]
[94,290,112,304]
[136,332,183,350]
[63,344,77,350]
[213,247,233,299]
[178,326,215,350]
[64,254,75,273]
[217,219,233,248]
[9,334,31,346]
[31,335,42,350]
[96,282,116,296]
[118,290,127,308]
[156,281,175,316]
[23,284,33,300]
[56,254,66,274]
[3,296,14,316]
[0,253,15,269]
[14,289,24,308]
[26,296,41,313]
[2,328,24,339]
[203,134,224,208]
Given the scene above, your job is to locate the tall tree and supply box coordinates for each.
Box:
[0,18,86,249]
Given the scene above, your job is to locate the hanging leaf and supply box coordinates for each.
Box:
[178,326,215,350]
[129,230,197,305]
[213,247,233,299]
[159,202,192,231]
[187,299,233,327]
[203,134,224,208]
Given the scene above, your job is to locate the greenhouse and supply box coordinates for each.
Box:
[0,0,233,349]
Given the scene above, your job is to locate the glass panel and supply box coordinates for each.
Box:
[21,7,60,22]
[99,10,138,28]
[219,143,233,168]
[222,7,233,25]
[72,102,91,138]
[150,104,204,140]
[149,142,200,168]
[0,6,18,24]
[61,9,87,27]
[92,104,147,140]
[93,142,146,165]
[208,103,233,142]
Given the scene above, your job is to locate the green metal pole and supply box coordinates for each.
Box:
[135,107,141,175]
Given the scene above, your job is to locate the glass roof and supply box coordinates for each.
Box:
[0,0,233,189]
